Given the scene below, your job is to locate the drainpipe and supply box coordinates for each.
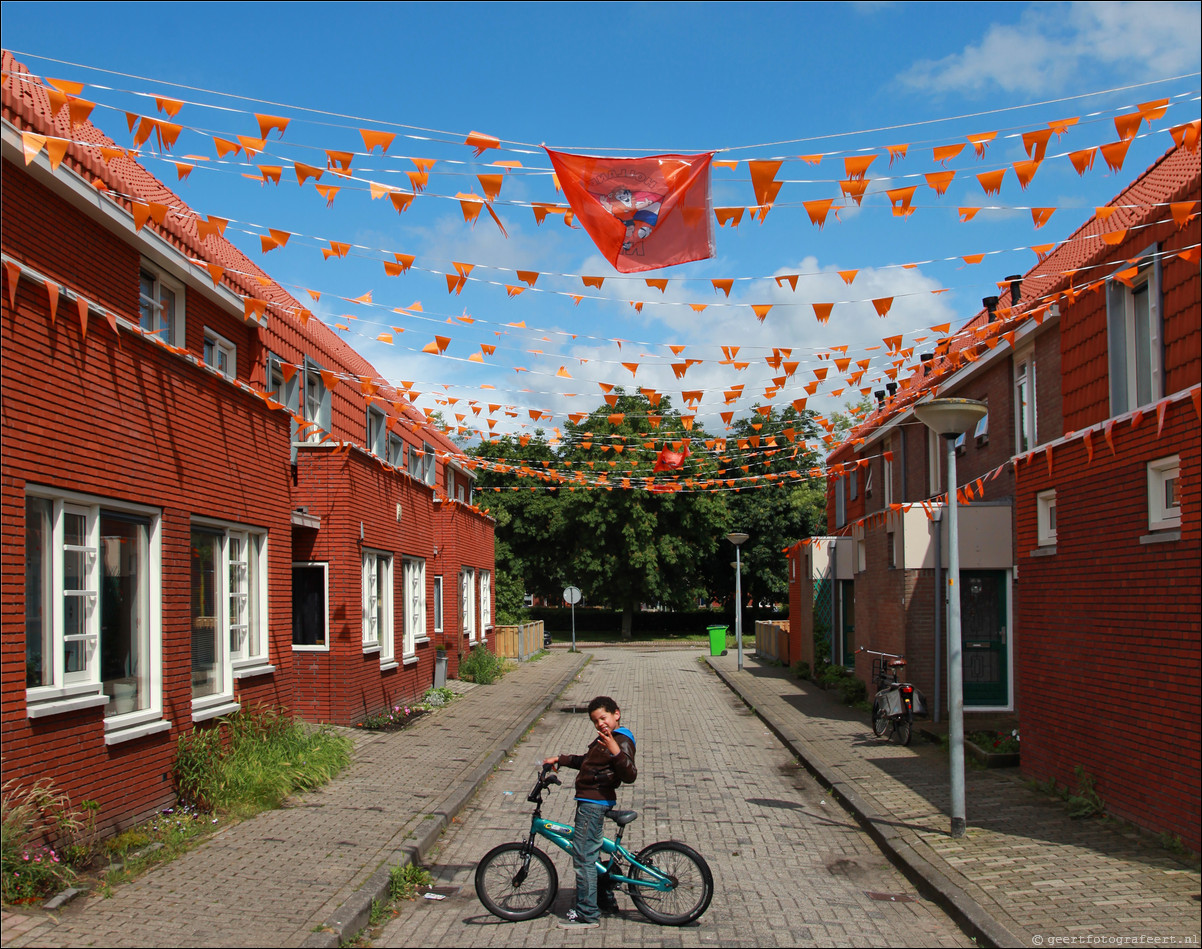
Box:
[932,505,943,724]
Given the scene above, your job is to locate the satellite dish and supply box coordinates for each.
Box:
[563,586,582,605]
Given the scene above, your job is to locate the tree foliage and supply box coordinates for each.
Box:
[468,392,827,635]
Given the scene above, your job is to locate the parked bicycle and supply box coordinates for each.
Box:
[475,764,713,926]
[860,648,924,746]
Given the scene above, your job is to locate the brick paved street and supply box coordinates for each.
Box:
[374,648,972,947]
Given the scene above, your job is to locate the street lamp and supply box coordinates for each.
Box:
[726,532,749,671]
[912,397,987,840]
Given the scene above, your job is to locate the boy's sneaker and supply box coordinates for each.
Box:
[558,909,600,930]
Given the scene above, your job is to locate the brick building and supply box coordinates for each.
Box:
[1,54,495,831]
[788,140,1200,848]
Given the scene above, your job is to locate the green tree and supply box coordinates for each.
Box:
[557,390,729,638]
[710,405,826,608]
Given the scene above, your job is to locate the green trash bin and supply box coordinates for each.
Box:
[707,625,729,657]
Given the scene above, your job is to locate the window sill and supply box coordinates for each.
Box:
[380,660,399,672]
[414,636,432,646]
[26,692,110,719]
[1030,545,1057,557]
[362,644,381,655]
[105,718,172,746]
[1140,529,1181,545]
[292,644,330,652]
[403,655,419,667]
[192,699,241,723]
[233,663,276,679]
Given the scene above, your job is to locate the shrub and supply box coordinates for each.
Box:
[174,706,352,815]
[791,661,811,680]
[838,677,867,705]
[459,645,504,684]
[1,775,79,904]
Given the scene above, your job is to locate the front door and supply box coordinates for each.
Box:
[960,569,1008,706]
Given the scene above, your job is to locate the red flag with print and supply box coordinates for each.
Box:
[545,149,715,273]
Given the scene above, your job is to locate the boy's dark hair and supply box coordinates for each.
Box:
[588,695,619,715]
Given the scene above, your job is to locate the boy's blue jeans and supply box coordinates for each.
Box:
[572,801,612,922]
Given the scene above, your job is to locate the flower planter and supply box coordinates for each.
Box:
[964,738,1019,768]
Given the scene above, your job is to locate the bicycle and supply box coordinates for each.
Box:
[861,648,922,746]
[475,764,713,926]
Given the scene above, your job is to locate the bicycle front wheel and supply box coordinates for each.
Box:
[475,842,558,921]
[628,841,713,926]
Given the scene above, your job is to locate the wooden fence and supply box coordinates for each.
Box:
[493,621,546,661]
[754,620,791,665]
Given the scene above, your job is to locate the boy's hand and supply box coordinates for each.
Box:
[542,756,559,769]
[596,722,620,755]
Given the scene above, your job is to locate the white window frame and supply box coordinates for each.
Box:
[461,566,477,642]
[1107,246,1163,416]
[480,569,492,630]
[1036,490,1057,547]
[388,433,405,468]
[267,353,301,455]
[191,519,269,718]
[203,328,237,380]
[433,575,444,634]
[362,550,394,665]
[404,557,427,660]
[139,264,184,346]
[1147,456,1181,531]
[303,358,332,442]
[883,445,894,507]
[1014,349,1037,454]
[24,487,166,740]
[367,405,388,458]
[292,562,329,651]
[423,442,437,486]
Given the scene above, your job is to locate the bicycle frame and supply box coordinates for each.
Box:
[519,772,675,894]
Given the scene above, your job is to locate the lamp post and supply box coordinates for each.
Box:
[726,532,749,670]
[912,397,987,839]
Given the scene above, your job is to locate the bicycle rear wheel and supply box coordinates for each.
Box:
[895,708,913,746]
[628,840,713,926]
[871,697,889,737]
[475,842,558,921]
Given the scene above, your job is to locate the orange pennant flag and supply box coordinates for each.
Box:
[477,173,503,202]
[804,198,835,228]
[256,114,289,139]
[933,143,964,163]
[294,162,323,186]
[712,278,733,297]
[747,160,782,205]
[1022,128,1052,161]
[517,270,539,287]
[886,144,908,165]
[42,279,59,325]
[886,186,917,214]
[838,270,858,285]
[390,192,414,214]
[315,184,340,206]
[925,170,955,195]
[1169,119,1201,151]
[1012,159,1040,190]
[976,169,1005,195]
[1101,229,1128,246]
[712,159,739,170]
[76,296,89,340]
[465,131,500,156]
[844,154,876,179]
[775,274,799,291]
[206,264,224,288]
[21,132,46,165]
[1031,207,1055,229]
[1068,147,1096,176]
[360,129,396,153]
[1170,201,1198,228]
[959,207,981,222]
[582,275,605,289]
[3,262,20,311]
[1100,139,1132,173]
[962,253,985,265]
[967,132,997,156]
[751,304,772,323]
[714,207,745,227]
[840,179,869,205]
[1113,113,1142,142]
[646,278,669,293]
[872,298,893,317]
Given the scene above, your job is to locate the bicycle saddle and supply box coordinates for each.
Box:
[607,810,638,826]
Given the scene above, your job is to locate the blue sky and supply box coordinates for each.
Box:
[3,1,1199,442]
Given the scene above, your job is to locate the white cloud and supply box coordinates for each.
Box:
[900,2,1202,96]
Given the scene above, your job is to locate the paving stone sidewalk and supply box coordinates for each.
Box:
[708,653,1202,949]
[1,651,587,949]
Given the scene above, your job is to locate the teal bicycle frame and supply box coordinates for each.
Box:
[529,813,675,893]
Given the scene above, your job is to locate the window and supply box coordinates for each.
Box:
[1107,248,1163,415]
[139,265,183,346]
[191,522,267,713]
[403,558,427,658]
[1036,490,1057,546]
[883,448,894,507]
[203,329,236,380]
[849,467,859,501]
[461,567,477,641]
[433,575,444,633]
[292,563,328,649]
[25,489,163,733]
[1014,352,1036,453]
[974,400,989,446]
[362,551,394,663]
[865,465,873,498]
[303,359,332,442]
[887,531,896,568]
[367,406,388,458]
[447,466,473,503]
[408,445,425,481]
[423,443,436,486]
[388,433,405,468]
[480,569,492,629]
[1148,456,1181,531]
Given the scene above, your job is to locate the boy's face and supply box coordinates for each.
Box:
[590,706,620,736]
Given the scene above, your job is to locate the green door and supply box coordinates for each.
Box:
[960,570,1008,706]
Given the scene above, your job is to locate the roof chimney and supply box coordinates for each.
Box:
[983,295,999,322]
[874,389,886,406]
[885,381,898,397]
[920,352,934,375]
[1006,274,1022,306]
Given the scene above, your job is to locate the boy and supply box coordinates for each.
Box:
[544,695,637,929]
